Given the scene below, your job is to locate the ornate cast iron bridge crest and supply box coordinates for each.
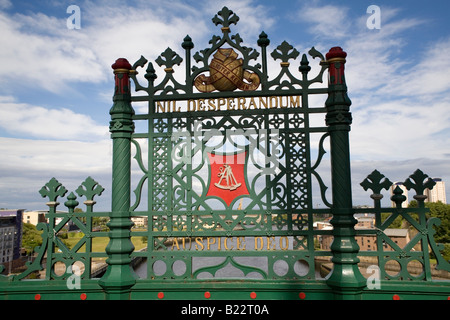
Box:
[194,48,260,92]
[1,6,449,301]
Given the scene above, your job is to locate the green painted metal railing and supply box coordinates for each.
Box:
[0,7,449,300]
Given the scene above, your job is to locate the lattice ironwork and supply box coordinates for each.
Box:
[2,6,449,301]
[7,177,107,282]
[358,169,450,281]
[127,6,333,282]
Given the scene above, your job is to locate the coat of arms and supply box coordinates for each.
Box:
[215,164,241,191]
[206,152,249,206]
[194,48,260,92]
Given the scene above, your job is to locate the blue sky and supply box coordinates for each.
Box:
[1,0,450,211]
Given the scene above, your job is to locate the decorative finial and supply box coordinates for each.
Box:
[271,41,299,68]
[212,6,240,33]
[112,58,132,73]
[155,47,183,73]
[182,35,194,50]
[325,46,347,61]
[299,54,311,73]
[257,31,270,47]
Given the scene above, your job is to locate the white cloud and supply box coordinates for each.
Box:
[0,0,11,10]
[379,38,450,97]
[0,96,109,141]
[0,136,111,175]
[1,1,449,210]
[0,0,276,95]
[0,137,112,210]
[290,3,450,205]
[319,7,450,164]
[344,9,426,94]
[350,97,450,160]
[297,4,351,39]
[0,11,104,93]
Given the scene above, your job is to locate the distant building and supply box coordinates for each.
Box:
[316,214,410,252]
[425,178,446,204]
[355,229,410,251]
[391,182,408,208]
[132,216,148,228]
[0,209,24,265]
[23,211,47,226]
[355,214,374,229]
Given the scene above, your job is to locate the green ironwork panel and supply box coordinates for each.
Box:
[2,6,449,301]
[130,109,331,281]
[358,169,450,281]
[0,177,108,283]
[127,7,333,283]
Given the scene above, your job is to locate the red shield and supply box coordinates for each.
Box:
[206,152,249,206]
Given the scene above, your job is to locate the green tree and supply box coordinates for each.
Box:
[406,200,450,244]
[22,223,43,255]
[381,212,403,228]
[425,201,450,244]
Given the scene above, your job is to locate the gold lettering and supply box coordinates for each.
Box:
[238,97,246,110]
[157,101,164,113]
[217,237,221,251]
[206,237,216,250]
[224,237,234,250]
[218,98,226,110]
[172,238,180,251]
[237,237,246,250]
[290,95,300,108]
[171,100,180,112]
[182,237,192,250]
[248,97,257,109]
[259,97,268,109]
[157,96,304,113]
[269,96,278,109]
[198,99,205,111]
[162,236,295,251]
[195,237,204,251]
[267,236,276,250]
[208,98,216,111]
[227,98,235,110]
[187,99,196,112]
[280,237,289,250]
[255,237,264,250]
[279,96,288,108]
